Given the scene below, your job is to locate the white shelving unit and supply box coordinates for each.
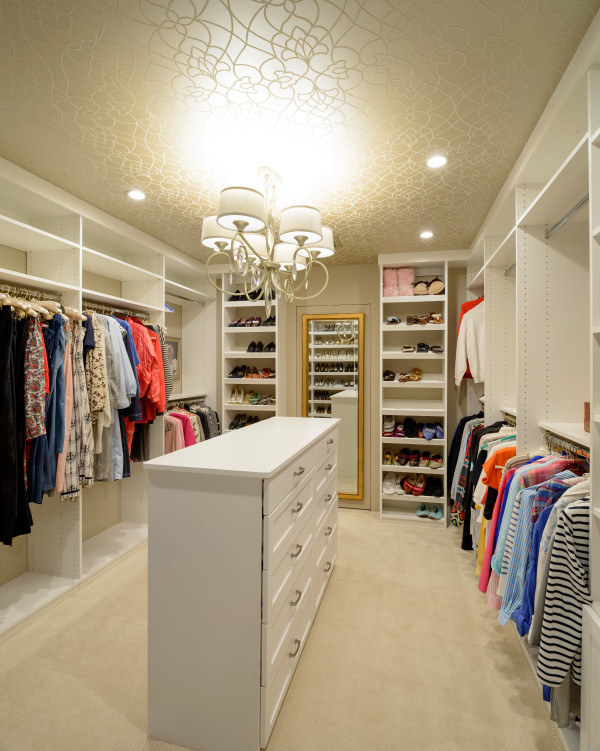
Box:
[221,279,284,432]
[378,259,448,525]
[0,156,214,641]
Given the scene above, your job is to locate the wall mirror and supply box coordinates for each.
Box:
[302,314,364,500]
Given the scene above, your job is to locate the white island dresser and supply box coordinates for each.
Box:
[145,416,339,751]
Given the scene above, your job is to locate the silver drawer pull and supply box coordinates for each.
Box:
[325,526,333,536]
[327,438,334,445]
[325,463,333,471]
[291,544,303,558]
[324,562,332,573]
[290,589,302,606]
[292,501,303,514]
[289,639,301,658]
[325,493,333,502]
[294,466,305,477]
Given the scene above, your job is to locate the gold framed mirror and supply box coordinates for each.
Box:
[302,313,364,500]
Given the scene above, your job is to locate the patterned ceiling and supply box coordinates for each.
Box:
[0,0,598,265]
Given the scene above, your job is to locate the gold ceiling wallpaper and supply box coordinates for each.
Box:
[0,0,598,265]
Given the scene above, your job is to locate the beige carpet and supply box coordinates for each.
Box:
[0,510,565,751]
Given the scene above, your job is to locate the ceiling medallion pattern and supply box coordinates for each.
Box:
[0,0,597,265]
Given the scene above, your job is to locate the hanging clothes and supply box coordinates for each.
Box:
[455,299,485,385]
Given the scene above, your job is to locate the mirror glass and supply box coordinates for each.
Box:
[302,314,364,500]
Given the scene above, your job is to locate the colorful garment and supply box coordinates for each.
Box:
[23,319,46,440]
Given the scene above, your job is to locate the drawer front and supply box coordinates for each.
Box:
[314,499,337,571]
[263,479,314,570]
[263,445,317,515]
[262,513,314,623]
[260,587,315,748]
[315,429,339,463]
[315,528,337,610]
[314,452,338,498]
[261,544,315,685]
[313,475,337,536]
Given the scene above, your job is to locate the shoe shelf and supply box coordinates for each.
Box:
[380,465,444,475]
[379,259,449,525]
[221,277,283,421]
[310,343,357,349]
[381,436,444,446]
[309,412,332,418]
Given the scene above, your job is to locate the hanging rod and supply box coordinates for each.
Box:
[504,263,516,277]
[166,292,205,306]
[545,194,588,239]
[0,282,62,302]
[542,430,589,462]
[82,299,150,322]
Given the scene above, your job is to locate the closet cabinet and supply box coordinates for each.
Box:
[146,416,339,751]
[0,157,214,640]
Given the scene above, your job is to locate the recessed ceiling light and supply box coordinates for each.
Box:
[126,188,146,200]
[426,154,447,169]
[420,230,434,239]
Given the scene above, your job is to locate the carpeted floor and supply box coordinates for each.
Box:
[0,509,565,751]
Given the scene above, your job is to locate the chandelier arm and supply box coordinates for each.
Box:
[204,249,239,295]
[286,260,330,300]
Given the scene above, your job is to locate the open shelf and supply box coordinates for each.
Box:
[0,265,79,294]
[381,507,445,523]
[81,522,148,580]
[223,404,276,412]
[82,247,162,282]
[165,278,213,304]
[381,323,446,331]
[224,351,277,359]
[381,436,445,446]
[382,351,444,359]
[224,326,276,334]
[0,213,79,252]
[168,392,207,402]
[538,421,590,448]
[381,465,444,474]
[382,294,446,303]
[81,288,163,313]
[223,300,275,308]
[224,377,277,385]
[382,399,445,415]
[486,228,516,269]
[502,406,517,418]
[382,377,445,388]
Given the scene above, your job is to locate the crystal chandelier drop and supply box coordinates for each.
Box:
[201,168,333,317]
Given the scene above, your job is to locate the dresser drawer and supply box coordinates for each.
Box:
[263,479,314,570]
[262,513,314,623]
[261,544,315,685]
[315,429,338,463]
[314,499,337,571]
[315,526,337,610]
[263,446,317,515]
[314,452,337,498]
[313,475,337,535]
[260,586,315,748]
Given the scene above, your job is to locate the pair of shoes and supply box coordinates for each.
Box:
[228,386,244,404]
[414,277,445,295]
[415,503,444,520]
[314,390,331,401]
[228,365,260,379]
[264,315,276,326]
[228,290,245,301]
[404,473,426,495]
[264,341,275,352]
[386,316,400,325]
[261,368,276,379]
[247,341,264,352]
[229,414,260,429]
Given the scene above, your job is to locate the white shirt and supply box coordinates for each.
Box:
[455,301,485,385]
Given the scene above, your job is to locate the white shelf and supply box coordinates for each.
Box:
[486,228,516,269]
[81,288,163,313]
[382,494,445,504]
[0,213,79,252]
[223,299,276,308]
[0,265,79,294]
[382,377,445,388]
[381,465,444,474]
[308,413,332,418]
[382,399,445,415]
[165,278,214,304]
[224,351,276,359]
[224,377,277,384]
[382,351,444,359]
[517,135,588,227]
[310,344,358,349]
[502,406,517,418]
[381,436,445,446]
[224,403,276,412]
[467,265,485,293]
[538,421,590,448]
[0,572,79,640]
[81,522,148,580]
[82,246,162,282]
[381,323,445,331]
[167,392,207,403]
[225,325,276,334]
[382,294,446,303]
[381,508,445,523]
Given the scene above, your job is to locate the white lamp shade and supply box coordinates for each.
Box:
[278,205,322,244]
[298,225,335,258]
[274,243,307,268]
[217,187,265,232]
[201,215,240,249]
[244,233,268,258]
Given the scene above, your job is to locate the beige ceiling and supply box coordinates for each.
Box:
[0,0,598,266]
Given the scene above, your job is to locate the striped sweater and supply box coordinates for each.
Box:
[536,499,591,687]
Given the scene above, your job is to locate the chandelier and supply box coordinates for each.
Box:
[201,168,333,316]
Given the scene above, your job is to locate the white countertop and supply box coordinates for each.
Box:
[145,416,339,478]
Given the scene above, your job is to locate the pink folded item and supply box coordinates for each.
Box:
[397,267,415,296]
[382,268,399,296]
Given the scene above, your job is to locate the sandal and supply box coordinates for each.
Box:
[229,317,242,327]
[417,315,430,325]
[414,281,429,295]
[411,368,422,382]
[383,450,393,466]
[430,313,443,324]
[386,316,400,325]
[430,454,443,469]
[398,373,411,382]
[416,343,430,353]
[430,345,444,354]
[402,345,415,353]
[383,370,395,381]
[428,276,445,295]
[252,316,261,326]
[251,367,260,379]
[406,315,418,326]
[420,451,431,467]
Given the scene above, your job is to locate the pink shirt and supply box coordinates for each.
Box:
[169,413,196,448]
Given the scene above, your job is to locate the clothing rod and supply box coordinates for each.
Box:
[82,299,151,322]
[165,292,205,306]
[544,194,588,239]
[0,282,62,302]
[504,263,516,277]
[542,430,589,461]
